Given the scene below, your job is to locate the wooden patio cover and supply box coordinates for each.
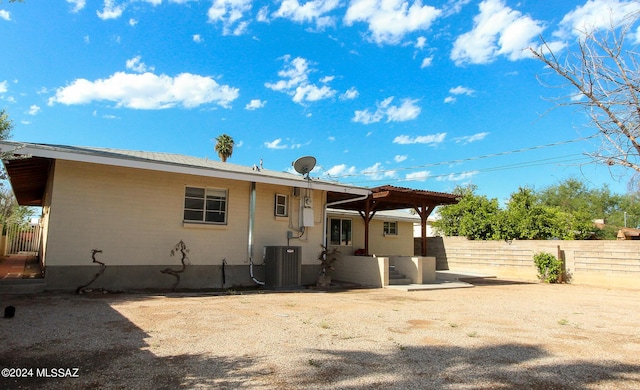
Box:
[327,185,459,256]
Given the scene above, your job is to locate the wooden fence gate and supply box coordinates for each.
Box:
[5,223,42,255]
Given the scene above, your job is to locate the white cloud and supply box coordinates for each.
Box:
[554,0,640,39]
[340,87,359,100]
[245,99,266,110]
[445,85,476,103]
[28,105,41,116]
[405,170,431,181]
[0,80,7,93]
[48,72,239,109]
[264,138,305,149]
[324,163,357,177]
[265,56,337,105]
[353,96,421,124]
[415,36,426,49]
[420,56,433,68]
[451,0,544,65]
[193,34,203,43]
[126,56,154,73]
[256,6,269,22]
[442,0,472,17]
[0,10,11,21]
[344,0,442,45]
[453,132,489,144]
[97,0,125,20]
[393,132,446,145]
[208,0,252,36]
[67,0,86,13]
[361,162,397,180]
[129,18,138,26]
[394,154,407,163]
[265,138,288,149]
[272,0,340,30]
[449,85,475,96]
[436,171,479,181]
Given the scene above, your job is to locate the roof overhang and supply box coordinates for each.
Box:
[327,185,459,213]
[2,156,52,206]
[0,141,370,206]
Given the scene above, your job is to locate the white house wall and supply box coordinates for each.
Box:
[43,160,325,290]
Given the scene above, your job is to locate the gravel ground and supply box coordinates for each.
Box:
[1,279,639,389]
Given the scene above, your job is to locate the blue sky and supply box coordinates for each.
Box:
[1,0,639,202]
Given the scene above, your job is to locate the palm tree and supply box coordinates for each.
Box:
[214,134,234,162]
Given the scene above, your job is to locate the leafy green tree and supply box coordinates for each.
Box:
[500,187,553,240]
[536,178,640,239]
[434,185,501,240]
[0,108,13,141]
[0,188,33,228]
[436,182,599,240]
[214,134,234,162]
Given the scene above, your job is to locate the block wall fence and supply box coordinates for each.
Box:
[420,237,640,289]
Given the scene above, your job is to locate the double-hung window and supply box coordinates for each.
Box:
[383,221,398,236]
[275,194,288,217]
[330,218,352,246]
[183,187,227,224]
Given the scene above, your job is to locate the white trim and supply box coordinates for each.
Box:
[0,141,370,196]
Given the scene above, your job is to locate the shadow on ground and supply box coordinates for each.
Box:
[0,293,638,389]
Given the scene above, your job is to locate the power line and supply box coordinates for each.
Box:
[335,154,593,186]
[323,135,595,181]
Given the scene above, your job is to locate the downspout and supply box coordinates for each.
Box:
[323,193,370,249]
[248,182,264,285]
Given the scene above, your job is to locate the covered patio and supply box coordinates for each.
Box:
[327,185,459,256]
[326,185,459,288]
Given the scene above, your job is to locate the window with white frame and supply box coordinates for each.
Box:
[275,193,288,217]
[330,218,352,246]
[383,221,398,235]
[183,186,227,224]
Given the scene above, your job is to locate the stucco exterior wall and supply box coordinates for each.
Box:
[327,214,414,256]
[43,160,326,289]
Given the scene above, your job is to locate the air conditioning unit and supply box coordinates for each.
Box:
[264,246,302,289]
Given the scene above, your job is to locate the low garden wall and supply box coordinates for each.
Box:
[333,255,387,287]
[425,237,640,289]
[332,255,437,287]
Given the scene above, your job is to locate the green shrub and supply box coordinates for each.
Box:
[533,252,563,283]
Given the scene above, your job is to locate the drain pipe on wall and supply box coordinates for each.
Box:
[322,193,370,249]
[248,181,264,285]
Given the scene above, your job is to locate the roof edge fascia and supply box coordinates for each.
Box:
[0,142,370,196]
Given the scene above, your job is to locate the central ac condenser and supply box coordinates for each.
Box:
[264,246,302,289]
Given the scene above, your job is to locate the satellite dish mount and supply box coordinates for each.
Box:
[292,156,317,180]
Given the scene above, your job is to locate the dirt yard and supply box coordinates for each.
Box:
[1,279,639,389]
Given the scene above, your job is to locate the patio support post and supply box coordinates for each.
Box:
[415,203,435,257]
[359,198,376,256]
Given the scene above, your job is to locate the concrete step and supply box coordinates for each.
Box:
[0,279,45,294]
[388,278,412,285]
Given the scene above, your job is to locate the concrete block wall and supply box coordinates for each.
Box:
[426,237,640,289]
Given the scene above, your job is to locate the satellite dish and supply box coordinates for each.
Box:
[292,156,316,178]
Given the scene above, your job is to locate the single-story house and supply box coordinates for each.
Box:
[0,141,458,291]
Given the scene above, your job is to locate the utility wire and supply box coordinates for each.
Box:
[339,154,593,186]
[323,135,596,180]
